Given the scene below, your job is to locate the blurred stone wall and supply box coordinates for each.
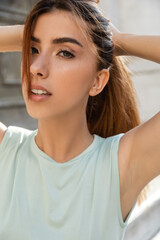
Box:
[0,0,160,130]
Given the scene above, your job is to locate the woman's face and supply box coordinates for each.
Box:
[22,10,99,120]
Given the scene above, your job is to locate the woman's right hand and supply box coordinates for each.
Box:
[0,25,24,52]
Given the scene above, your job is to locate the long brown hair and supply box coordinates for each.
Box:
[22,0,146,204]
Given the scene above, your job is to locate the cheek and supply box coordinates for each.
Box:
[51,60,96,96]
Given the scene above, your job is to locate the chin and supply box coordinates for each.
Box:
[24,99,50,120]
[25,103,46,119]
[26,108,42,120]
[25,104,59,120]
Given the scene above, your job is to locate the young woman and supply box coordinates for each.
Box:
[0,0,159,239]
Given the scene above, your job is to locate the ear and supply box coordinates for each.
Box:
[89,69,110,97]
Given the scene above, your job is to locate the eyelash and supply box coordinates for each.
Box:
[30,47,75,59]
[30,47,39,55]
[58,50,75,59]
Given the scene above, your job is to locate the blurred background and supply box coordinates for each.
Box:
[0,0,159,239]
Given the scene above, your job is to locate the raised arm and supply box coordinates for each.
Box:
[111,22,160,221]
[0,25,24,143]
[0,25,24,52]
[110,23,160,64]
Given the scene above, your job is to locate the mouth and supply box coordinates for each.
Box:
[31,89,52,96]
[29,86,52,102]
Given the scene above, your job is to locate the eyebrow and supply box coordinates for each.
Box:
[31,36,83,48]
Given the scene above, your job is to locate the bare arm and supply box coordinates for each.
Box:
[119,112,160,220]
[0,25,24,52]
[0,25,23,142]
[110,23,160,64]
[109,23,160,221]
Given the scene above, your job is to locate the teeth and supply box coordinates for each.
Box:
[31,89,50,95]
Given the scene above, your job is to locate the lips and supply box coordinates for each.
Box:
[29,84,52,102]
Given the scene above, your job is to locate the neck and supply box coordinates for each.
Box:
[35,114,93,163]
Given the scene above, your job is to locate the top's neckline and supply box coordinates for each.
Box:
[31,131,100,166]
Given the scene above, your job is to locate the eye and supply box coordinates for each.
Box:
[58,50,75,59]
[30,47,39,55]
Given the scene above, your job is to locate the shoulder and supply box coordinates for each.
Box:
[0,124,35,147]
[0,122,7,144]
[105,133,125,154]
[96,133,125,169]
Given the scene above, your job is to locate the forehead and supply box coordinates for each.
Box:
[33,10,93,49]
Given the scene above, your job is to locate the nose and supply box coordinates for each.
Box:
[30,55,49,79]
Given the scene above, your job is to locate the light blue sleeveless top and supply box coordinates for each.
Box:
[0,126,136,240]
